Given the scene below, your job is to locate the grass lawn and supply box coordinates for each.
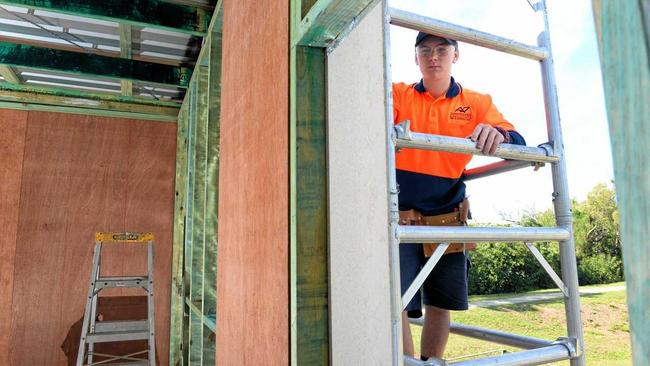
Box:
[410,283,631,365]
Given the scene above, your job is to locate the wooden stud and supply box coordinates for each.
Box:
[201,10,223,363]
[119,23,133,96]
[169,103,189,365]
[120,80,133,96]
[294,45,329,366]
[291,1,330,364]
[182,77,198,363]
[188,66,207,364]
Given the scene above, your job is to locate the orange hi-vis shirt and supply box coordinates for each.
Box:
[392,78,525,215]
[393,78,517,179]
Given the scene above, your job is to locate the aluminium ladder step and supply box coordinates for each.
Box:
[394,121,557,164]
[388,7,548,61]
[94,276,150,290]
[85,362,148,366]
[86,330,150,343]
[94,320,149,333]
[397,225,570,243]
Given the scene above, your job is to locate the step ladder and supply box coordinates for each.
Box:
[76,232,157,366]
[381,1,585,365]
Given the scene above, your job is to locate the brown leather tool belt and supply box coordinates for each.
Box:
[399,198,476,257]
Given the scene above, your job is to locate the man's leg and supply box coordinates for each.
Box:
[402,311,415,357]
[421,252,469,359]
[399,243,424,357]
[420,305,450,359]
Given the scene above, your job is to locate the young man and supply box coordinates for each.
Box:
[392,32,526,360]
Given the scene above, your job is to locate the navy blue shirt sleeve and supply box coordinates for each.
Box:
[508,131,526,146]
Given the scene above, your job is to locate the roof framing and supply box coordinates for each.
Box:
[0,0,210,35]
[0,1,214,118]
[0,9,201,65]
[0,41,191,87]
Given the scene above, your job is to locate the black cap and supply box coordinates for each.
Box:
[415,32,458,48]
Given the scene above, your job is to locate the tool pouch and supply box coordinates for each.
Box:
[399,198,476,258]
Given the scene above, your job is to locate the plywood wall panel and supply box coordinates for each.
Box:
[11,113,130,366]
[0,109,28,365]
[124,120,177,366]
[8,111,176,366]
[216,0,289,364]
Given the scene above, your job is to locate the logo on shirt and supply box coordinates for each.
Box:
[450,105,471,121]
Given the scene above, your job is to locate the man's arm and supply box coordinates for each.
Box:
[470,95,526,154]
[470,123,505,155]
[469,124,526,154]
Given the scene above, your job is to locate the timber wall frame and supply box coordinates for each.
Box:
[169,2,222,364]
[171,0,381,363]
[169,0,391,363]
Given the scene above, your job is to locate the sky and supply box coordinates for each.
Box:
[388,0,614,223]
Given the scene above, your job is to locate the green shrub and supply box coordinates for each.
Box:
[468,242,560,295]
[577,254,624,285]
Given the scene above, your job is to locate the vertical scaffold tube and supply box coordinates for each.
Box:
[538,1,585,364]
[383,1,404,364]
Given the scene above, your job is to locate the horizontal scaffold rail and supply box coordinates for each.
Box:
[450,344,572,366]
[410,320,555,350]
[405,320,577,365]
[397,226,570,244]
[388,7,548,61]
[394,121,558,163]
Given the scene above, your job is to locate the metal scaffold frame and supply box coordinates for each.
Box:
[382,1,585,365]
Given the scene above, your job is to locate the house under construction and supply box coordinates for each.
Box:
[0,0,647,365]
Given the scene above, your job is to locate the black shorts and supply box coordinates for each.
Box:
[400,244,470,316]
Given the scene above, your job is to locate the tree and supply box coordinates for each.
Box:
[573,183,621,259]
